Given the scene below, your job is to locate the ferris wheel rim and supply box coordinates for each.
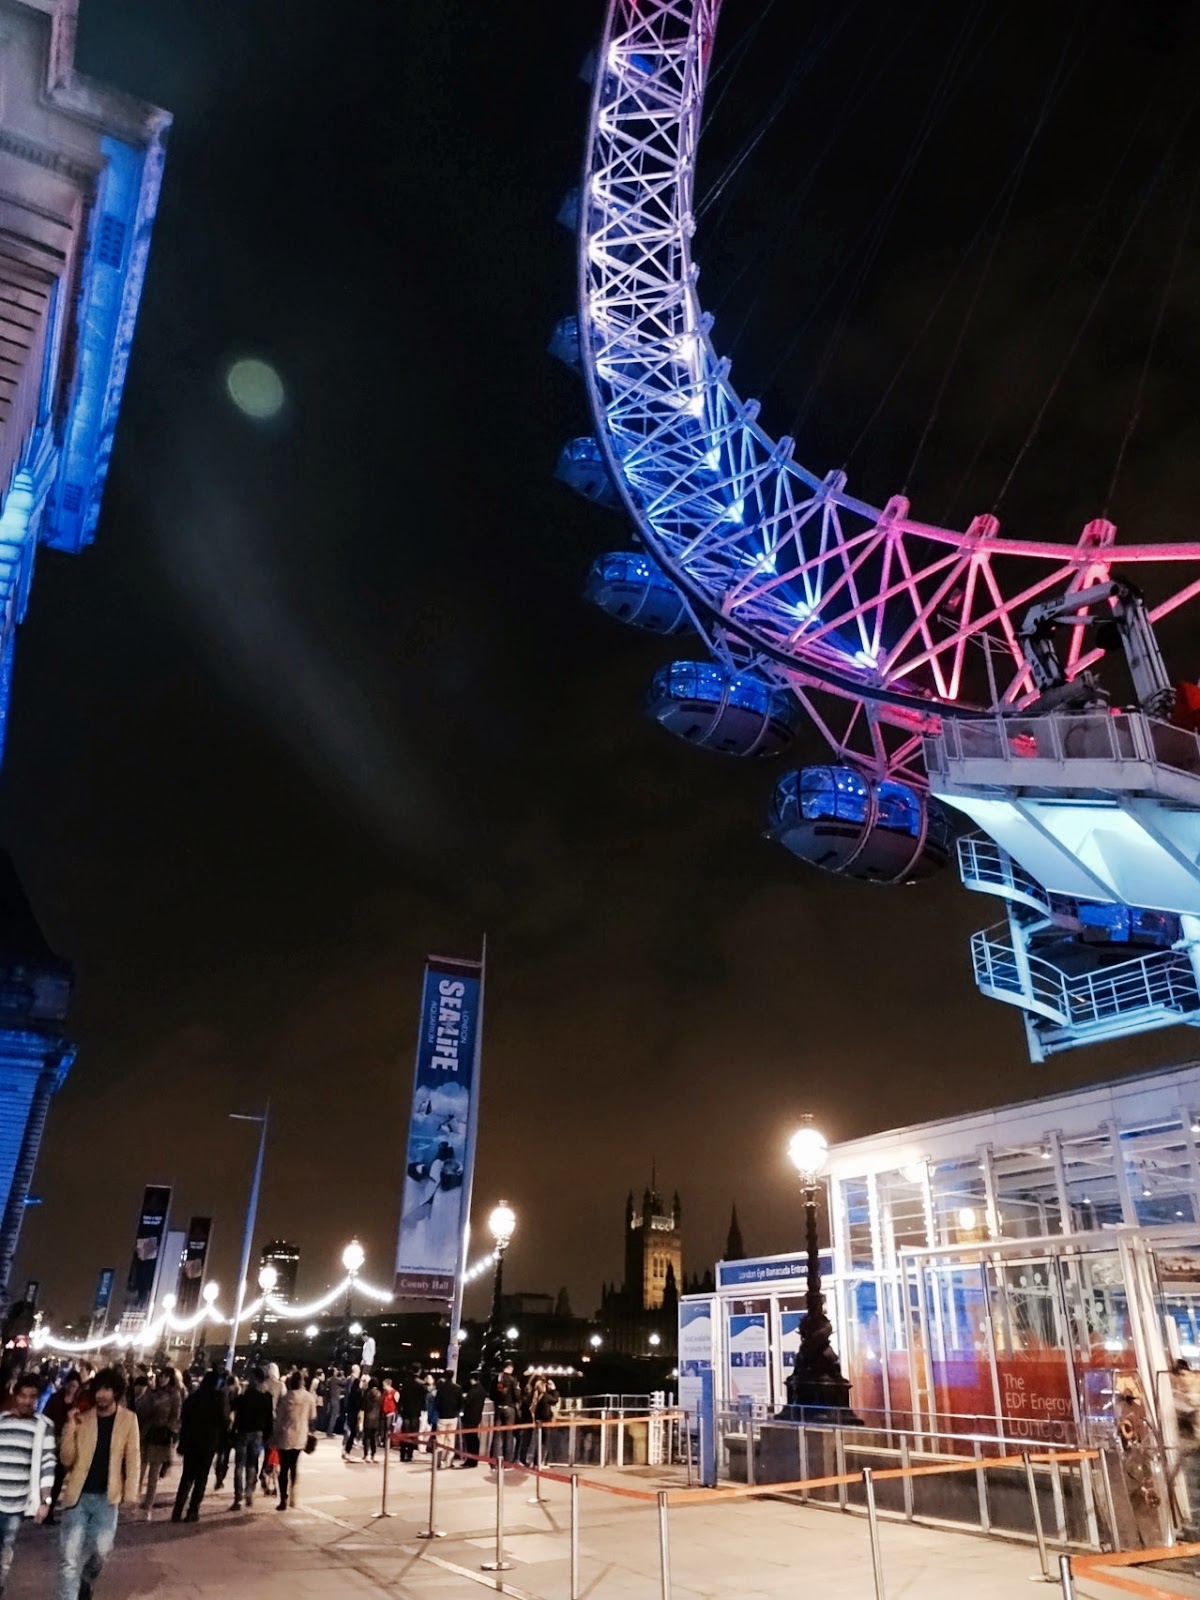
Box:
[575,0,1200,735]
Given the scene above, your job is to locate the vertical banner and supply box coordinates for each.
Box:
[394,954,483,1300]
[728,1311,771,1405]
[122,1184,172,1318]
[92,1268,115,1322]
[174,1217,213,1317]
[678,1299,717,1486]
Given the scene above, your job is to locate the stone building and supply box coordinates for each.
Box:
[0,0,169,1304]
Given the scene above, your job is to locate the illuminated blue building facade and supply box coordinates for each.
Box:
[0,0,169,1301]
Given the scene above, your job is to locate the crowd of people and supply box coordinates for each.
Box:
[0,1351,563,1598]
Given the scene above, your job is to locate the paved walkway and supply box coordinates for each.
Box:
[4,1439,1195,1599]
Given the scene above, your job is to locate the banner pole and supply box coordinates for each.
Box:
[448,936,485,1382]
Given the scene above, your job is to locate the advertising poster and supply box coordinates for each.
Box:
[394,955,483,1299]
[678,1299,716,1486]
[123,1185,172,1318]
[780,1309,802,1371]
[728,1312,771,1404]
[175,1217,213,1317]
[92,1268,115,1319]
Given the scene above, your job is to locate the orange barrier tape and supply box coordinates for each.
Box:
[1071,1542,1200,1599]
[666,1448,1099,1507]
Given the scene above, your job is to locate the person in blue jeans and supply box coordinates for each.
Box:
[57,1368,140,1600]
[0,1373,57,1593]
[230,1368,274,1510]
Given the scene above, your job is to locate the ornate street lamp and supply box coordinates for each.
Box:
[256,1262,278,1349]
[783,1118,853,1420]
[341,1238,365,1366]
[481,1202,516,1383]
[194,1281,220,1367]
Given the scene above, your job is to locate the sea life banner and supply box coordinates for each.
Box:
[394,955,482,1299]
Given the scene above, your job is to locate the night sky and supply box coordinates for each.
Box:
[10,1,1200,1321]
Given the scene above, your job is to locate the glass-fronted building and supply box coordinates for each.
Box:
[686,1061,1200,1454]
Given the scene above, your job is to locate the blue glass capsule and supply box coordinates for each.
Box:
[769,766,951,882]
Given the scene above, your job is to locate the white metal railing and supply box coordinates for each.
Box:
[971,924,1198,1028]
[957,836,1052,915]
[713,1410,1109,1557]
[926,710,1200,783]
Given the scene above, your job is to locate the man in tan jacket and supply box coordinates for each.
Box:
[56,1367,139,1600]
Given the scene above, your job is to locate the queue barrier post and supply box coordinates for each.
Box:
[416,1437,444,1540]
[1058,1553,1075,1597]
[528,1420,545,1505]
[482,1456,513,1572]
[371,1409,395,1519]
[657,1489,672,1600]
[1022,1450,1052,1581]
[579,1472,588,1600]
[863,1468,886,1600]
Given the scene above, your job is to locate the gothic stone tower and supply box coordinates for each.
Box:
[624,1180,682,1312]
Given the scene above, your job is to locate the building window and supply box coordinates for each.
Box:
[95,213,127,270]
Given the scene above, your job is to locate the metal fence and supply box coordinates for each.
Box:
[713,1409,1111,1553]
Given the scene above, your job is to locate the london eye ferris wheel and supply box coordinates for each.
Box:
[554,0,1200,1062]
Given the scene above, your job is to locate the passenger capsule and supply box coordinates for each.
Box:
[585,552,688,634]
[769,766,951,882]
[555,436,622,510]
[646,661,793,757]
[547,316,581,370]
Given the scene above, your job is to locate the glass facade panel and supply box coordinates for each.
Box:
[1060,1129,1124,1229]
[926,1260,992,1425]
[930,1157,987,1246]
[840,1176,873,1269]
[1059,1252,1135,1369]
[1121,1120,1197,1226]
[876,1169,929,1267]
[993,1143,1062,1238]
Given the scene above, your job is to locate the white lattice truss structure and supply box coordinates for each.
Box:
[578,0,1200,783]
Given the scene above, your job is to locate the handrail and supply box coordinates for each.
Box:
[933,710,1200,780]
[971,925,1197,1028]
[957,835,1052,915]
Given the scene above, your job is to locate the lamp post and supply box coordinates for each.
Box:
[256,1263,278,1351]
[196,1281,219,1368]
[481,1202,515,1384]
[783,1119,853,1421]
[343,1239,365,1320]
[157,1293,176,1365]
[341,1239,364,1365]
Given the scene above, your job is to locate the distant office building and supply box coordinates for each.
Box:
[260,1241,300,1305]
[0,853,73,1303]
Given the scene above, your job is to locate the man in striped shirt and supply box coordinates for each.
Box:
[0,1373,56,1594]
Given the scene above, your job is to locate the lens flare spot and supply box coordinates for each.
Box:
[225,358,285,420]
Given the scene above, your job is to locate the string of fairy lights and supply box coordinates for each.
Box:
[30,1250,501,1357]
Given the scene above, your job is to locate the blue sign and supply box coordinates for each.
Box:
[93,1267,115,1318]
[716,1250,833,1290]
[678,1300,717,1487]
[394,955,483,1300]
